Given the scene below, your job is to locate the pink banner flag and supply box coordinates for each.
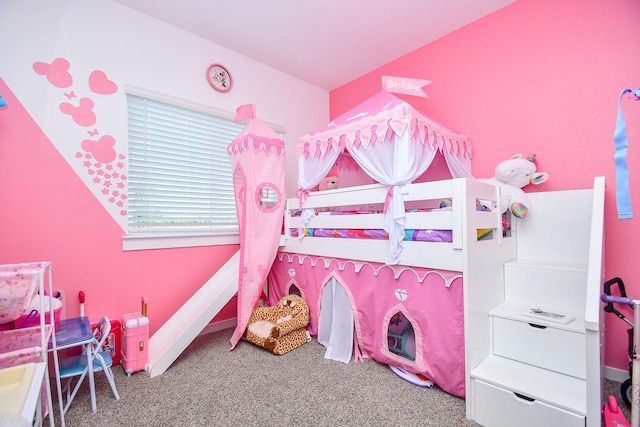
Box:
[233,104,256,121]
[382,76,431,97]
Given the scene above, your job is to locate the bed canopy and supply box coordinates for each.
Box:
[227,105,286,349]
[296,88,473,264]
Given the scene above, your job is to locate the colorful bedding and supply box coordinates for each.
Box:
[288,202,503,242]
[291,227,453,242]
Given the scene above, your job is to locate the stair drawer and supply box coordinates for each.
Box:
[493,317,585,378]
[472,379,584,427]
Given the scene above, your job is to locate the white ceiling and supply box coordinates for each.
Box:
[114,0,515,91]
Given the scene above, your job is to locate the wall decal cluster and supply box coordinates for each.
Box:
[33,57,128,216]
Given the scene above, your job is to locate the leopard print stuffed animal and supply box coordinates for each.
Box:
[243,294,310,355]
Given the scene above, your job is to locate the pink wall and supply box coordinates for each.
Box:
[0,78,238,336]
[1,0,638,374]
[330,0,640,372]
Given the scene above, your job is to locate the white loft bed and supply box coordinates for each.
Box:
[274,176,604,426]
[275,175,519,398]
[271,88,520,399]
[282,177,513,272]
[270,86,603,422]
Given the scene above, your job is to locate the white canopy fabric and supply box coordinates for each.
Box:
[296,90,473,264]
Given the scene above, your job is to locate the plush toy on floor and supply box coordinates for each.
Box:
[479,154,548,218]
[243,294,310,355]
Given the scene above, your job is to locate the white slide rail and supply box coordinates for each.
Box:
[148,250,239,377]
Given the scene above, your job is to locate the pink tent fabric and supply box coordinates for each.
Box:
[227,108,286,349]
[268,253,466,397]
[297,89,471,161]
[296,90,473,264]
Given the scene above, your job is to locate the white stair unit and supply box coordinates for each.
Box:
[468,176,605,427]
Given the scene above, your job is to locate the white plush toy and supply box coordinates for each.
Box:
[479,154,549,218]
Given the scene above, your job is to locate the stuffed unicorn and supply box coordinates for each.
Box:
[479,154,549,218]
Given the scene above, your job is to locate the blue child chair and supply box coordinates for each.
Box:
[58,316,120,414]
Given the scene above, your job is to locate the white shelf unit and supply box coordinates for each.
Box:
[468,177,605,427]
[0,262,65,427]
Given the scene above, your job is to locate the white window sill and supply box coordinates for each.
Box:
[122,233,240,251]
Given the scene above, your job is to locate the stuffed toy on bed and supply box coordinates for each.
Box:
[318,175,338,212]
[243,294,310,355]
[479,154,549,218]
[319,175,338,191]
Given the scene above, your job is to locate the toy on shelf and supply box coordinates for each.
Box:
[15,294,63,329]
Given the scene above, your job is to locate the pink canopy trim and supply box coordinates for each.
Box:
[227,118,285,158]
[297,90,472,160]
[227,135,284,158]
[276,253,463,287]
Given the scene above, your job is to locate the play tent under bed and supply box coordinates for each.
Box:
[272,90,516,398]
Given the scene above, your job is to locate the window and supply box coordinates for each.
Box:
[127,93,243,235]
[256,183,281,213]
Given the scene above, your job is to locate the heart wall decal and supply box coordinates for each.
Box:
[89,70,118,95]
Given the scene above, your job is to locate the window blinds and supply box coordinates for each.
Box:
[127,94,242,234]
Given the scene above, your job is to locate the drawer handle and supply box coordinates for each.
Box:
[514,392,535,402]
[528,323,547,329]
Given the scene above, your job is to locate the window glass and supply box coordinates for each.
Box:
[256,183,281,212]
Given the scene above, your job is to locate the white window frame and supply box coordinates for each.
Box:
[122,86,284,251]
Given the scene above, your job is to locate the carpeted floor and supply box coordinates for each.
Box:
[50,328,629,426]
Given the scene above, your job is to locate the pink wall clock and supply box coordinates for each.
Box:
[207,63,233,92]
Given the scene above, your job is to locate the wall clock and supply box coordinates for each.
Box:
[207,63,233,93]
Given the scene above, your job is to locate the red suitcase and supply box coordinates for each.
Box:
[121,311,149,376]
[93,318,122,366]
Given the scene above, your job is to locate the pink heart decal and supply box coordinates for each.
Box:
[89,70,118,95]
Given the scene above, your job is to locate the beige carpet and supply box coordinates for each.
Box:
[51,327,627,426]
